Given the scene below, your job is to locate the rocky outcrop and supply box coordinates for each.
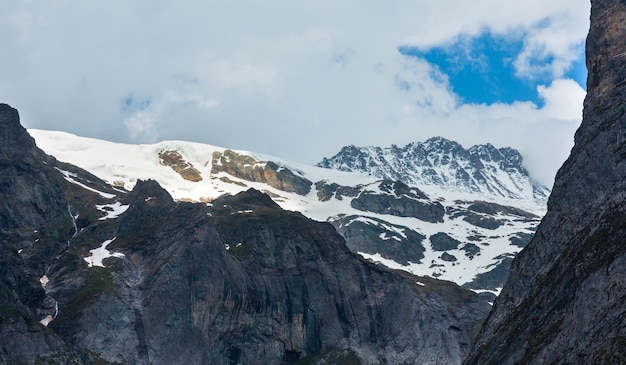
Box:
[314,180,360,202]
[430,232,461,251]
[462,254,514,292]
[464,1,626,364]
[331,214,426,264]
[158,149,203,182]
[350,180,446,223]
[212,149,312,195]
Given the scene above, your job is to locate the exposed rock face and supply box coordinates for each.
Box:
[350,180,446,223]
[158,149,203,182]
[49,184,490,364]
[317,137,550,203]
[331,214,426,264]
[430,232,461,251]
[212,149,312,195]
[314,180,360,202]
[461,254,514,292]
[311,179,540,290]
[464,1,626,364]
[199,190,490,364]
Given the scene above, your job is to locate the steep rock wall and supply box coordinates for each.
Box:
[464,1,626,364]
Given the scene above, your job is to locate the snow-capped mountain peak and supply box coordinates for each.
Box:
[317,137,550,204]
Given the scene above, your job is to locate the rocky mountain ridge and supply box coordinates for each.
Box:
[317,137,550,204]
[31,130,544,295]
[0,103,491,364]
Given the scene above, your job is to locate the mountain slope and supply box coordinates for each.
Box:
[0,103,491,364]
[31,130,544,295]
[317,137,550,204]
[464,1,626,363]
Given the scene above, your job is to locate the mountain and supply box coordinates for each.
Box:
[317,137,550,204]
[464,1,626,363]
[0,103,491,364]
[30,130,545,296]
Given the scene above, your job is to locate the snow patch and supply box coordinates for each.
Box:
[83,238,125,267]
[96,202,130,220]
[55,168,116,199]
[39,275,49,288]
[234,210,254,214]
[40,315,54,326]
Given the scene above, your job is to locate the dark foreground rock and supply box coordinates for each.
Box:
[464,1,626,364]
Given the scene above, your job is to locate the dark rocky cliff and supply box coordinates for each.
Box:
[0,103,491,364]
[0,104,83,363]
[464,1,626,364]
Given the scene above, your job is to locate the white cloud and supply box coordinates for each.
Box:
[538,79,586,120]
[122,92,220,141]
[0,0,590,187]
[124,110,158,142]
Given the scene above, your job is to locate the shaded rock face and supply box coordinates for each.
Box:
[331,214,426,265]
[0,104,82,363]
[464,1,626,364]
[350,180,445,223]
[212,149,312,195]
[461,254,514,292]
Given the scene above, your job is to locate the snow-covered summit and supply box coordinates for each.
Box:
[317,137,550,204]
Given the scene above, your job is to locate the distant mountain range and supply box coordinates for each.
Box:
[31,130,545,296]
[317,137,550,204]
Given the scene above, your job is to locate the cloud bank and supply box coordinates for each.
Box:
[0,0,590,187]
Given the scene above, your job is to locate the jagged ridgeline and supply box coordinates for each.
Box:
[317,137,551,204]
[1,104,491,364]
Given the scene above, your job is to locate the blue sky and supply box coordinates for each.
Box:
[0,0,590,186]
[401,32,587,107]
